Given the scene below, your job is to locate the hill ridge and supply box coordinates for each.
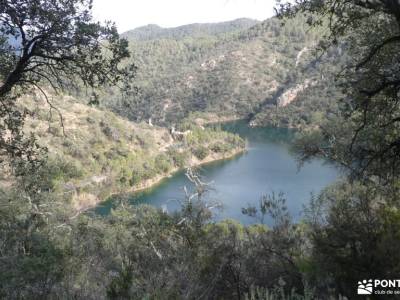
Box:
[122,18,260,41]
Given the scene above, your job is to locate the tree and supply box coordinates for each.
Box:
[301,181,400,297]
[0,2,135,297]
[0,0,136,165]
[275,1,400,297]
[277,0,400,185]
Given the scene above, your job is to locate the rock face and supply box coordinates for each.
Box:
[295,46,309,67]
[276,79,314,107]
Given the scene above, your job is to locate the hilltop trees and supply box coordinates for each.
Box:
[3,0,400,298]
[0,0,136,164]
[101,14,330,127]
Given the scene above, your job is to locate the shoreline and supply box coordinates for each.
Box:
[127,146,246,194]
[72,146,246,213]
[193,114,247,126]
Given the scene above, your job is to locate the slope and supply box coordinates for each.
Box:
[12,92,244,212]
[101,15,343,129]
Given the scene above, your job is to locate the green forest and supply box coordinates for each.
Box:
[1,0,400,299]
[98,14,342,129]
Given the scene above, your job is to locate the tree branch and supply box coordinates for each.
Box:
[356,35,400,70]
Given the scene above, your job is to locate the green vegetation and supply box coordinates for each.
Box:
[97,14,345,130]
[19,93,244,211]
[123,18,260,41]
[0,0,135,169]
[192,145,209,160]
[2,0,400,299]
[1,169,311,299]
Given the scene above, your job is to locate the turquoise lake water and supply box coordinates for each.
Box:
[95,121,338,224]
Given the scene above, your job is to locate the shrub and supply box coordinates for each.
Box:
[155,154,173,173]
[129,169,143,186]
[211,143,231,153]
[167,148,189,168]
[142,162,157,180]
[192,146,210,160]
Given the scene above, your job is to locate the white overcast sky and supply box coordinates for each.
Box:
[92,0,276,33]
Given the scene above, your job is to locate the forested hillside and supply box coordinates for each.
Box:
[3,0,400,299]
[101,15,343,129]
[122,18,260,41]
[4,93,244,212]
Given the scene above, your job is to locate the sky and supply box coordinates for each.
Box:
[92,0,276,33]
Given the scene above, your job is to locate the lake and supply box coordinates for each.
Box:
[95,121,338,224]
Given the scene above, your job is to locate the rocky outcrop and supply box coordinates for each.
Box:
[170,126,192,140]
[295,47,309,67]
[248,79,318,128]
[276,79,315,107]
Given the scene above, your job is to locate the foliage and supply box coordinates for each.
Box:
[100,14,335,130]
[0,0,136,172]
[192,145,209,160]
[123,18,260,41]
[0,168,312,299]
[278,0,400,182]
[276,0,400,298]
[14,94,244,209]
[304,182,400,297]
[2,1,400,299]
[244,285,315,300]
